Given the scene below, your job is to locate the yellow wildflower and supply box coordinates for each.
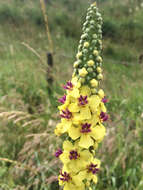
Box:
[58,170,85,190]
[68,122,105,149]
[77,158,100,185]
[60,141,92,173]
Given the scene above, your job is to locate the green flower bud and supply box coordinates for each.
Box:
[79,78,85,84]
[76,52,82,59]
[90,20,95,25]
[89,47,93,51]
[79,40,83,44]
[91,88,97,94]
[92,40,97,45]
[93,72,97,77]
[87,68,93,73]
[97,73,103,80]
[78,45,82,51]
[83,49,88,54]
[86,16,91,20]
[98,29,102,34]
[89,10,94,15]
[81,33,88,39]
[86,28,90,33]
[86,76,91,81]
[83,57,87,61]
[90,25,95,30]
[89,55,93,59]
[93,34,97,39]
[96,56,102,62]
[84,64,88,68]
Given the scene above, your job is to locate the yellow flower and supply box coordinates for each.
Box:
[90,79,98,87]
[88,95,101,113]
[67,88,80,98]
[79,78,85,84]
[68,122,105,149]
[59,170,85,190]
[79,68,88,77]
[100,102,107,113]
[55,119,72,136]
[87,60,95,66]
[77,158,100,185]
[60,141,92,173]
[58,94,70,111]
[97,56,102,62]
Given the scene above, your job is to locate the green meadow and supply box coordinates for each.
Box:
[0,0,143,189]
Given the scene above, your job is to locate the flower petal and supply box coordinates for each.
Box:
[89,95,100,113]
[68,103,80,112]
[68,126,80,140]
[91,124,106,142]
[79,135,94,148]
[80,85,91,96]
[80,107,91,120]
[68,88,80,98]
[63,140,74,150]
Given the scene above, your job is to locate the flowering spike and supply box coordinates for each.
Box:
[55,3,108,190]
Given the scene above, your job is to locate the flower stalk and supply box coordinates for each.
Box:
[55,2,108,190]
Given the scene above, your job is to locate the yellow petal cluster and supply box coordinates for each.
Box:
[54,2,108,190]
[55,79,108,189]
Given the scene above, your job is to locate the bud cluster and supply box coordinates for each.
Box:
[73,3,103,93]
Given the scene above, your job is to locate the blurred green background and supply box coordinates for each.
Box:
[0,0,143,189]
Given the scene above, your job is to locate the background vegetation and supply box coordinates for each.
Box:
[0,0,143,189]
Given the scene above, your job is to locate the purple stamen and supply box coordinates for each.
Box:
[58,95,66,104]
[78,95,88,106]
[69,150,79,160]
[63,81,73,90]
[55,149,63,158]
[87,163,99,175]
[60,171,71,182]
[60,109,72,119]
[100,112,108,122]
[80,123,91,133]
[102,96,108,103]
